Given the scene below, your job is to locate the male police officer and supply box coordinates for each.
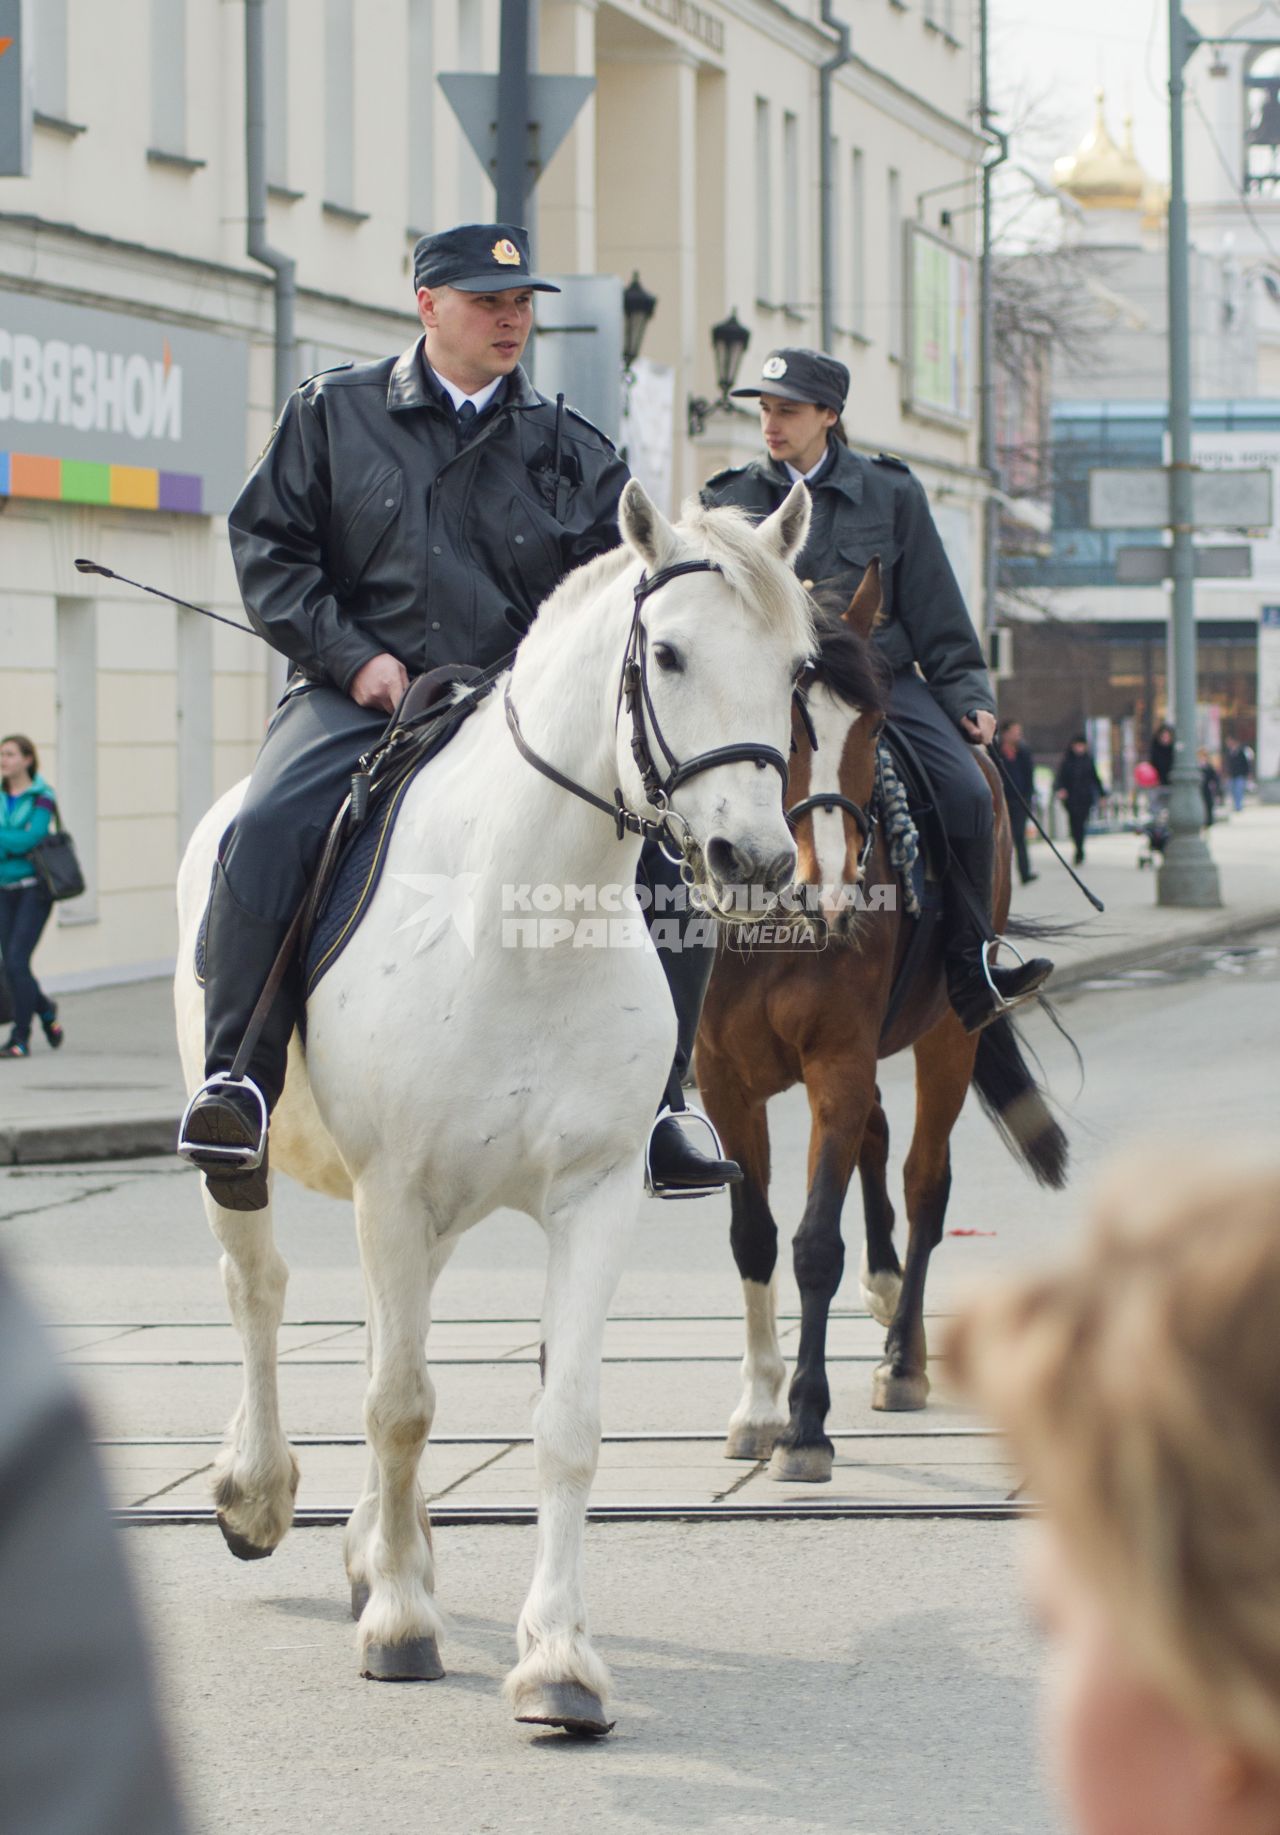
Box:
[703,347,1052,1031]
[179,224,738,1208]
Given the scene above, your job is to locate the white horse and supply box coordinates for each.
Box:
[174,480,814,1733]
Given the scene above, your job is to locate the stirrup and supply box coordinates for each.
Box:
[980,935,1023,1011]
[178,1072,269,1171]
[644,1103,732,1202]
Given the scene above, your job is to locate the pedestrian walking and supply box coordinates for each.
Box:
[948,1151,1280,1835]
[0,734,64,1060]
[1225,736,1252,813]
[1149,721,1174,787]
[998,718,1038,884]
[1054,735,1104,866]
[1199,749,1223,828]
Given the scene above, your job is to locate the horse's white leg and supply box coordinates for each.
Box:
[348,1176,444,1680]
[504,1160,640,1735]
[345,1234,457,1623]
[727,1272,788,1460]
[205,1182,299,1558]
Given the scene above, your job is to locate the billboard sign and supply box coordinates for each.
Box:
[903,224,975,428]
[0,289,250,514]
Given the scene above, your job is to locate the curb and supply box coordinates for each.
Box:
[1048,905,1280,996]
[2,907,1278,1168]
[0,1111,179,1167]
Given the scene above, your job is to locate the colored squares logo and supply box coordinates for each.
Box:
[0,452,203,513]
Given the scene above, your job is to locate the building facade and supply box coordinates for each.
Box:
[1,0,985,984]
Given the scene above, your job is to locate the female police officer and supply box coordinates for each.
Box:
[702,347,1052,1032]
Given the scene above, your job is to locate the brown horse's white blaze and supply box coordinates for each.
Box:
[797,687,864,933]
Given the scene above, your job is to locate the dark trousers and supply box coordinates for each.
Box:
[886,670,993,842]
[208,681,716,1108]
[1011,814,1032,883]
[0,883,54,1044]
[1066,802,1090,860]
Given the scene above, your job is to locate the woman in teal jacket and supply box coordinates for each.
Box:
[0,735,64,1059]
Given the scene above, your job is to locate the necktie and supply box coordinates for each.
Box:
[456,400,477,427]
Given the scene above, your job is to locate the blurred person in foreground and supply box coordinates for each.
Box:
[0,1256,185,1833]
[947,1152,1280,1835]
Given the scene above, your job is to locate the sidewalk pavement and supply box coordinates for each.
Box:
[2,802,1278,1167]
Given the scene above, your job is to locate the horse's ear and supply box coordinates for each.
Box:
[619,478,679,570]
[843,556,883,640]
[756,480,811,564]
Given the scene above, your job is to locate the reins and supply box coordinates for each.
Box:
[504,559,793,859]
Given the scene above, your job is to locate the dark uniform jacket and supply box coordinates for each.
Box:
[1053,751,1104,811]
[228,340,629,692]
[702,441,995,727]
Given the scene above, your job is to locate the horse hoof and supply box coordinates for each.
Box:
[872,1366,930,1412]
[215,1512,275,1562]
[350,1580,370,1621]
[514,1683,615,1737]
[768,1444,833,1484]
[724,1423,781,1461]
[361,1635,445,1682]
[860,1275,900,1329]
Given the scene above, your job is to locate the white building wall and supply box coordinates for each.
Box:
[1,0,984,985]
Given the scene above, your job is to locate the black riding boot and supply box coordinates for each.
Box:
[178,863,298,1211]
[642,843,742,1196]
[943,831,1053,1034]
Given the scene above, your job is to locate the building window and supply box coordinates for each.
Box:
[888,167,902,357]
[34,0,69,120]
[408,0,434,234]
[265,0,288,188]
[324,0,356,211]
[755,97,772,305]
[851,147,866,335]
[150,0,186,157]
[1245,48,1280,195]
[782,111,800,310]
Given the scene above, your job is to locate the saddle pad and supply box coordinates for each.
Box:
[303,696,482,995]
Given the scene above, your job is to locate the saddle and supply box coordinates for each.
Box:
[194,665,498,1000]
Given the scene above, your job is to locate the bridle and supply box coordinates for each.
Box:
[784,704,882,875]
[504,559,793,861]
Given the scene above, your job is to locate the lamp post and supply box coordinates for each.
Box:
[622,271,657,374]
[1160,2,1222,906]
[687,309,752,438]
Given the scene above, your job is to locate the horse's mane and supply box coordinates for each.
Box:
[809,610,890,716]
[531,501,813,655]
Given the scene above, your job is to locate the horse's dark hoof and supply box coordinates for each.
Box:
[514,1682,615,1736]
[769,1444,833,1484]
[872,1365,930,1412]
[724,1422,782,1461]
[216,1512,275,1561]
[361,1635,445,1682]
[350,1580,370,1621]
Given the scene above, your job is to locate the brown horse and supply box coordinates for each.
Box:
[694,563,1068,1481]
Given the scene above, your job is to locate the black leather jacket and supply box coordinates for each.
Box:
[702,440,995,726]
[228,341,630,691]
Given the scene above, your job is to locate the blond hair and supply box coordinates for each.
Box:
[947,1152,1280,1768]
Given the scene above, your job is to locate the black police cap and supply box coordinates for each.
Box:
[731,347,849,413]
[412,223,560,295]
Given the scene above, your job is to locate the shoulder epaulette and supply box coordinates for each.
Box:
[703,465,748,488]
[300,361,355,389]
[563,404,617,452]
[873,451,909,472]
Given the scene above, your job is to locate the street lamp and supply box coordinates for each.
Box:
[687,309,752,438]
[622,271,657,373]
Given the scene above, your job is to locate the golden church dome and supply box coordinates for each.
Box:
[1052,92,1147,210]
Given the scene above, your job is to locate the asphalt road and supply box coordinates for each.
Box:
[2,935,1277,1835]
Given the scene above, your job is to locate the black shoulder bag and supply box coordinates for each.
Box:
[29,801,86,902]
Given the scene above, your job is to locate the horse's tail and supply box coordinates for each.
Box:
[971,1012,1069,1191]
